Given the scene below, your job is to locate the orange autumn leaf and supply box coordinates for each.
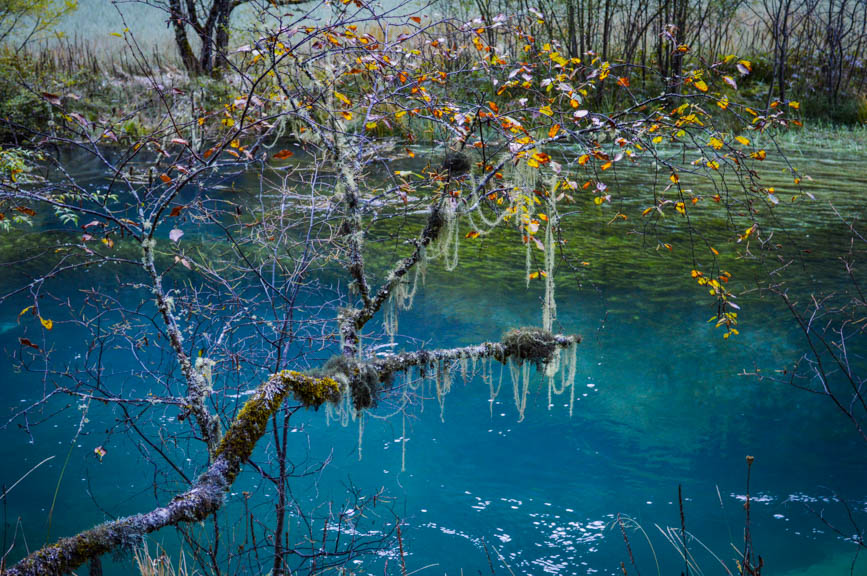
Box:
[274,150,294,160]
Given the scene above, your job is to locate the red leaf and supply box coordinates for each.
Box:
[19,338,40,350]
[42,92,62,106]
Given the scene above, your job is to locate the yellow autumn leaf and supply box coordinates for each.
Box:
[735,136,750,145]
[694,79,708,92]
[539,105,553,117]
[40,317,53,330]
[334,91,351,106]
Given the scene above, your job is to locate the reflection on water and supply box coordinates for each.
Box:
[1,138,866,575]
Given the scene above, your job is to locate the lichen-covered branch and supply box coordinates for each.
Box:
[141,235,222,459]
[371,329,581,378]
[349,205,445,336]
[4,371,341,576]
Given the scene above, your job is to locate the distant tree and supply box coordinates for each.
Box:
[150,0,306,75]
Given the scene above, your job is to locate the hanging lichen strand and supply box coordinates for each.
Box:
[465,174,511,235]
[485,357,504,418]
[516,163,538,290]
[542,176,563,409]
[542,176,558,333]
[383,245,426,345]
[428,198,460,272]
[434,359,452,421]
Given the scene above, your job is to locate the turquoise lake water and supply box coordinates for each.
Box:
[1,140,866,575]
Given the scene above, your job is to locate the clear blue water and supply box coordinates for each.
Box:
[1,142,866,575]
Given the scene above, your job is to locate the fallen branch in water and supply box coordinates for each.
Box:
[5,330,579,576]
